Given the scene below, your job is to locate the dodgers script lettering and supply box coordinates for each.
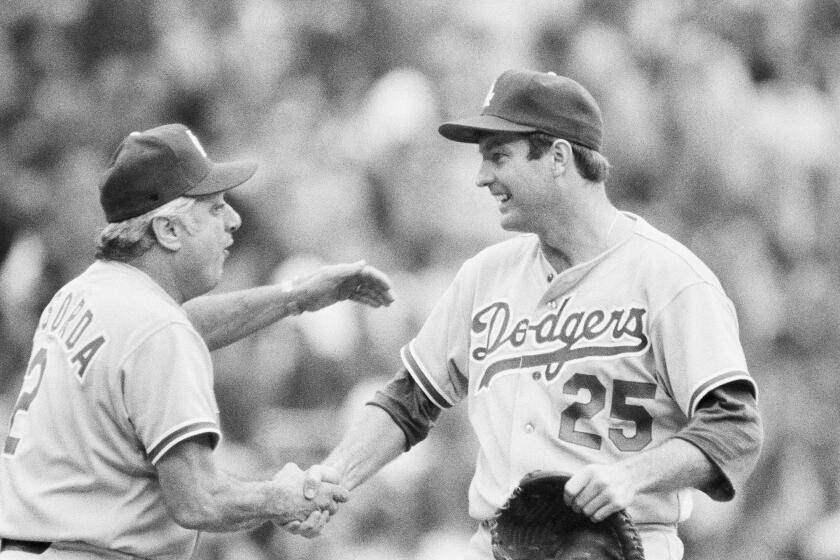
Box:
[472,297,648,390]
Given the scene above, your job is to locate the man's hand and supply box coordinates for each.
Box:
[280,464,345,538]
[293,261,395,313]
[271,463,349,528]
[563,463,639,522]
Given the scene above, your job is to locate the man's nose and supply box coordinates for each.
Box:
[476,161,494,188]
[226,205,242,233]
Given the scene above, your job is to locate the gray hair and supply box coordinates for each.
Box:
[95,197,196,262]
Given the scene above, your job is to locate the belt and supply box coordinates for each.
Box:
[0,539,52,554]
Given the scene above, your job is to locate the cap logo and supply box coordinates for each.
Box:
[185,129,208,158]
[482,79,497,108]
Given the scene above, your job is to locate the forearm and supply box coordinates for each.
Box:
[567,384,760,521]
[168,471,289,532]
[184,285,300,351]
[184,262,395,351]
[195,478,279,532]
[618,437,716,496]
[323,404,408,491]
[158,439,342,532]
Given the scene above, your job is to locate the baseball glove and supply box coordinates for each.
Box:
[489,471,646,560]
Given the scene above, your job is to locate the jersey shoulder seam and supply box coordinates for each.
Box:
[633,226,725,290]
[115,319,206,374]
[647,280,729,328]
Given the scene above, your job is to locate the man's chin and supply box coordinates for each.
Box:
[188,273,223,301]
[498,217,527,234]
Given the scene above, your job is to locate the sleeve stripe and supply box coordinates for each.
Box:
[688,370,757,415]
[148,421,221,464]
[400,343,453,409]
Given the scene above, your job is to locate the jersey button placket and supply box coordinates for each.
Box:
[510,374,539,474]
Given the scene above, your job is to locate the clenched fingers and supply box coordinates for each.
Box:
[347,263,395,307]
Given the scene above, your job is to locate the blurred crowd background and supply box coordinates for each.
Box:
[1,0,840,558]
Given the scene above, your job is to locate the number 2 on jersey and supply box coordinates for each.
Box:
[558,373,656,452]
[3,348,48,456]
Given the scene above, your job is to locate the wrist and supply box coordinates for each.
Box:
[280,278,303,316]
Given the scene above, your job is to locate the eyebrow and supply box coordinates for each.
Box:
[478,133,522,154]
[194,193,225,204]
[480,138,504,153]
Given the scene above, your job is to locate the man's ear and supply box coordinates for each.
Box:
[551,139,573,177]
[151,216,181,252]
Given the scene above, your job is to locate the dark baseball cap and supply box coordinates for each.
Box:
[438,69,603,151]
[98,123,258,223]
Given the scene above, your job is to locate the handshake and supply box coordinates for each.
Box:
[271,463,349,538]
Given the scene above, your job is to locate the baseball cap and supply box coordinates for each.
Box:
[98,123,258,223]
[438,69,603,151]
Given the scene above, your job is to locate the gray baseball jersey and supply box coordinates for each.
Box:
[0,260,221,559]
[401,214,755,544]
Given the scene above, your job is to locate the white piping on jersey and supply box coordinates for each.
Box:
[686,369,755,417]
[147,418,221,464]
[401,342,454,409]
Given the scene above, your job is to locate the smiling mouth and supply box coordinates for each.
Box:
[493,193,511,203]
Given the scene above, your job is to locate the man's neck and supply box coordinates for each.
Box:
[537,201,624,273]
[129,253,188,305]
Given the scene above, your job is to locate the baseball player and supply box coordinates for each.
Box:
[293,70,763,559]
[0,123,394,559]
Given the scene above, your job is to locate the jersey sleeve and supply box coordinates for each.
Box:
[400,263,475,409]
[367,367,442,450]
[121,322,221,464]
[650,282,756,417]
[674,383,763,501]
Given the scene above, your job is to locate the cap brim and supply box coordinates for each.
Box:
[438,115,538,143]
[187,160,258,196]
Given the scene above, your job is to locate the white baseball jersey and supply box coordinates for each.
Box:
[0,260,221,559]
[401,213,755,528]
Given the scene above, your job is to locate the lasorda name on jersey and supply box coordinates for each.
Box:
[472,296,649,390]
[3,289,107,456]
[38,289,106,380]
